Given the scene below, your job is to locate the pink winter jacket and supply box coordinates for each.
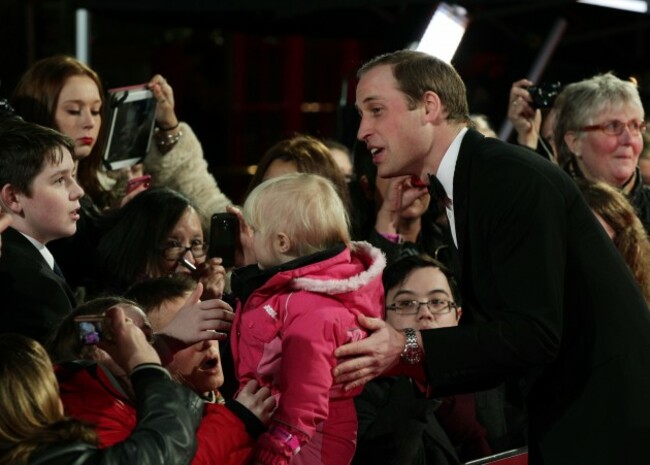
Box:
[231,242,385,462]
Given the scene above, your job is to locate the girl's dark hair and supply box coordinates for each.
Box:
[382,254,460,304]
[11,55,110,207]
[96,187,197,290]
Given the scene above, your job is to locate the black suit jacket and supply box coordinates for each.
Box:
[421,129,650,465]
[0,227,76,344]
[353,376,461,465]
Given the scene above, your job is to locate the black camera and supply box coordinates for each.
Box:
[527,82,561,109]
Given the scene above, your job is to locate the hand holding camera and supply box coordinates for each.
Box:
[508,78,542,149]
[194,257,227,300]
[77,307,161,375]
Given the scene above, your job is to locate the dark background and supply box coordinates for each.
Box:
[2,0,649,203]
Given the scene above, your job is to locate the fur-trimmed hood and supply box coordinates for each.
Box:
[292,241,386,294]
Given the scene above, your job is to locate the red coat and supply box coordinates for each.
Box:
[56,361,256,465]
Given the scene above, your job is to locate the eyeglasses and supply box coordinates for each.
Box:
[579,120,647,136]
[161,239,206,261]
[386,299,458,316]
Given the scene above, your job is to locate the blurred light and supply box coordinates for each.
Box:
[75,9,90,64]
[415,3,469,63]
[300,102,337,113]
[577,0,648,13]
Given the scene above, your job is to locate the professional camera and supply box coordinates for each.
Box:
[527,81,561,109]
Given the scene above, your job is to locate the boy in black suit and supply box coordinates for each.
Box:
[334,50,650,464]
[0,119,84,343]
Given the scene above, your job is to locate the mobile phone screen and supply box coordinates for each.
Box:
[74,316,104,345]
[208,213,238,267]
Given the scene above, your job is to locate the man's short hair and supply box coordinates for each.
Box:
[125,275,197,315]
[358,50,470,124]
[0,119,74,196]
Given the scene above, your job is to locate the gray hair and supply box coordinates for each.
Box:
[553,72,644,164]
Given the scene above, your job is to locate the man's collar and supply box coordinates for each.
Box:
[435,127,468,202]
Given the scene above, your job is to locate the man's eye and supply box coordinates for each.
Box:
[66,110,81,115]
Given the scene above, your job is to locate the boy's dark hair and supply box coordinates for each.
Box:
[125,275,197,315]
[0,119,74,196]
[382,253,461,304]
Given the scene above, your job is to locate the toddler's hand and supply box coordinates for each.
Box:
[235,379,277,426]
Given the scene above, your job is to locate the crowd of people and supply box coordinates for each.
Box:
[1,49,649,465]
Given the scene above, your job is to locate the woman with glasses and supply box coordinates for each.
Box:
[353,254,492,465]
[553,72,650,232]
[96,187,226,300]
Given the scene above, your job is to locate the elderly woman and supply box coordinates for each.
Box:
[553,72,650,232]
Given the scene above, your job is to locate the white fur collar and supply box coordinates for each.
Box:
[291,241,386,294]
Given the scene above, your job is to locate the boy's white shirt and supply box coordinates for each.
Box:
[18,230,55,271]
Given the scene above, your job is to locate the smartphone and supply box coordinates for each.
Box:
[125,174,151,195]
[208,213,239,268]
[73,314,105,345]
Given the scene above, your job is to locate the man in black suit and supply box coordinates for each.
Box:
[333,50,650,464]
[0,119,83,343]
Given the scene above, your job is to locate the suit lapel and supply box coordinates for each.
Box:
[4,227,77,305]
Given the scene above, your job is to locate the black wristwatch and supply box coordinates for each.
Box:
[400,328,422,365]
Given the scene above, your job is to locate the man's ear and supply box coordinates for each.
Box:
[0,184,23,215]
[456,306,462,322]
[564,131,582,157]
[422,91,444,123]
[275,232,292,254]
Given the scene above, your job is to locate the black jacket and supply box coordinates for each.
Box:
[27,366,203,465]
[423,130,650,464]
[353,376,460,465]
[0,227,76,344]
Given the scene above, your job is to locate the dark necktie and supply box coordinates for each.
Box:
[427,173,451,219]
[53,261,66,280]
[427,173,462,278]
